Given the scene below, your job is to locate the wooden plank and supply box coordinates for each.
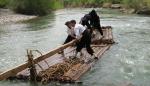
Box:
[108,27,112,40]
[0,39,77,80]
[103,28,108,40]
[97,45,111,59]
[96,28,111,44]
[72,64,91,80]
[105,28,108,40]
[91,45,107,47]
[62,63,91,81]
[72,45,112,80]
[63,63,82,78]
[62,44,112,81]
[95,47,104,57]
[93,47,100,53]
[0,62,29,80]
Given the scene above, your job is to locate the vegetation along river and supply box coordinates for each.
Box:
[0,8,150,86]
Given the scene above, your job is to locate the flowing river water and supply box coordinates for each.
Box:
[0,8,150,86]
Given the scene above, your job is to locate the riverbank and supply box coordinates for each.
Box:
[0,9,37,24]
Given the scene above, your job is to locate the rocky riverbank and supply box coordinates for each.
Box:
[0,9,37,24]
[102,3,150,15]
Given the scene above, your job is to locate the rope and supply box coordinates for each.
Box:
[38,58,81,84]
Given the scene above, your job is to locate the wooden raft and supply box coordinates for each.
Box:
[0,26,114,83]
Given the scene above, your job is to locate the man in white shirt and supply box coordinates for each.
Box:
[70,20,97,60]
[63,21,75,44]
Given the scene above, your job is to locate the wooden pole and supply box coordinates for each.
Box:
[27,50,37,82]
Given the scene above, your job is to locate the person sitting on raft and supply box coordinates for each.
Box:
[80,9,103,36]
[69,20,98,60]
[63,21,75,44]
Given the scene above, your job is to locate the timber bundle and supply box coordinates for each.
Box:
[0,26,114,84]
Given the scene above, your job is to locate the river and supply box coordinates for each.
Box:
[0,8,150,86]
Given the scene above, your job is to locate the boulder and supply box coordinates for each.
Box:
[111,4,122,9]
[120,8,136,14]
[102,3,112,8]
[137,8,150,15]
[128,9,136,14]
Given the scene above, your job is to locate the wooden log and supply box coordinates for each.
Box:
[108,27,112,40]
[105,28,111,43]
[91,45,107,47]
[0,62,30,80]
[63,63,82,79]
[107,27,110,40]
[95,47,104,58]
[72,64,91,80]
[104,28,108,40]
[62,63,91,81]
[0,39,77,80]
[27,50,37,82]
[71,45,113,80]
[93,47,100,53]
[92,27,114,44]
[61,44,112,81]
[97,45,111,59]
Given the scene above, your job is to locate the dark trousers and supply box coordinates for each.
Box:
[64,35,74,44]
[76,30,94,55]
[96,27,103,36]
[92,23,103,36]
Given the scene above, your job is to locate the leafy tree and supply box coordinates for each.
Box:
[9,0,51,16]
[0,0,8,8]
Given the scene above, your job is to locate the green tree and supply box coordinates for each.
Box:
[9,0,51,16]
[0,0,8,8]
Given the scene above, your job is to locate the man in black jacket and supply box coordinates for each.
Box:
[80,10,103,36]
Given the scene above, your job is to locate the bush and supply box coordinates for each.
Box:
[2,0,150,16]
[121,0,149,10]
[0,0,8,8]
[49,0,64,10]
[9,0,51,16]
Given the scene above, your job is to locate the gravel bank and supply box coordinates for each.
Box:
[0,9,37,24]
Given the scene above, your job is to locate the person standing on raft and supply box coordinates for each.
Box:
[69,20,98,59]
[80,9,103,36]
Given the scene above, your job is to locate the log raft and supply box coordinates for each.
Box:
[0,26,114,84]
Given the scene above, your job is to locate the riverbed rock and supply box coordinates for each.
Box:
[111,4,122,9]
[137,8,150,15]
[120,8,136,14]
[102,3,112,8]
[0,8,37,24]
